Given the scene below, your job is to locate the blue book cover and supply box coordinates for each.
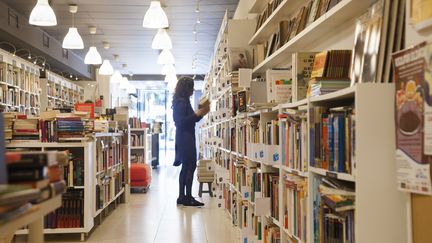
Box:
[336,115,346,173]
[327,115,334,171]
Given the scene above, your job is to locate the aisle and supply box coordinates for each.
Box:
[21,165,240,243]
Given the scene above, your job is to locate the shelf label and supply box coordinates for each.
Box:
[259,151,264,158]
[273,153,279,162]
[326,171,337,179]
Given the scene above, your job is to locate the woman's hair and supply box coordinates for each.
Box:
[173,76,194,100]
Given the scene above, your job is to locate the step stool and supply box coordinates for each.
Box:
[198,179,213,197]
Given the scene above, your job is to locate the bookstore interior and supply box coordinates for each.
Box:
[1,0,432,243]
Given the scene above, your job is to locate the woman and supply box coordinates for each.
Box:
[172,77,210,207]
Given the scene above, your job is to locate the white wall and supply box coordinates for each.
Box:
[233,0,257,20]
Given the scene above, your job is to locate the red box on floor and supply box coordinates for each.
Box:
[130,163,152,189]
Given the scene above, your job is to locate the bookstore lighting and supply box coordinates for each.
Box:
[152,28,173,50]
[119,76,129,90]
[195,0,200,13]
[29,0,57,26]
[161,64,176,75]
[165,73,178,83]
[99,59,114,75]
[142,1,169,29]
[62,5,84,49]
[84,27,102,65]
[110,70,122,84]
[157,49,175,65]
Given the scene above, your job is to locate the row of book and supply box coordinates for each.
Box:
[264,120,279,145]
[95,136,122,172]
[258,0,343,61]
[131,133,145,147]
[310,106,355,174]
[45,189,84,228]
[314,177,355,243]
[281,110,308,172]
[283,175,308,241]
[0,62,40,91]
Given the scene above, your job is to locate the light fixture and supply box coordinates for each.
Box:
[164,73,178,83]
[103,41,110,49]
[84,27,102,65]
[142,1,169,29]
[195,0,200,13]
[194,34,198,44]
[152,29,172,50]
[127,82,136,94]
[157,49,175,65]
[193,25,197,34]
[110,70,122,83]
[129,71,134,77]
[119,77,129,90]
[99,59,114,75]
[161,64,176,75]
[62,5,84,49]
[29,0,57,26]
[196,15,201,24]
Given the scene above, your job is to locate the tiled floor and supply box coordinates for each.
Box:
[15,165,239,243]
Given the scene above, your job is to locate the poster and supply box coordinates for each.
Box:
[393,42,432,195]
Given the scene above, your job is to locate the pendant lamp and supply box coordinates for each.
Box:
[161,64,176,75]
[110,70,122,83]
[62,5,84,49]
[119,77,129,90]
[143,1,169,28]
[84,27,102,65]
[127,82,137,94]
[158,49,175,65]
[152,29,172,50]
[164,73,178,83]
[29,0,57,26]
[99,60,114,75]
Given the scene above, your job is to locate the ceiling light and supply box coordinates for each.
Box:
[119,77,129,90]
[62,5,84,49]
[196,17,201,24]
[84,47,102,65]
[103,42,110,49]
[114,54,120,61]
[161,64,176,75]
[165,73,178,83]
[143,1,169,29]
[152,29,172,50]
[29,0,57,26]
[99,59,114,75]
[158,49,175,65]
[110,70,122,83]
[127,82,137,94]
[84,27,102,65]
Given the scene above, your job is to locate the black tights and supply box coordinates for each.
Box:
[179,160,197,198]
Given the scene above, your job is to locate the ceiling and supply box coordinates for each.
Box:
[0,0,239,77]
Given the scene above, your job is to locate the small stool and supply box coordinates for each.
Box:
[198,181,213,197]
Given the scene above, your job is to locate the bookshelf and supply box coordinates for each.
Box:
[6,134,127,241]
[0,49,41,116]
[40,71,84,111]
[200,1,410,242]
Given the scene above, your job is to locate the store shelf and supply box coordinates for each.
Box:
[253,0,375,74]
[280,98,308,109]
[130,128,147,131]
[309,166,355,182]
[131,146,146,149]
[249,0,270,13]
[309,85,355,103]
[6,141,92,148]
[94,188,125,217]
[249,0,304,45]
[280,165,308,177]
[15,227,89,235]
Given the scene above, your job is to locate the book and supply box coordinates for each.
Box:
[199,96,210,109]
[0,113,6,184]
[311,51,329,78]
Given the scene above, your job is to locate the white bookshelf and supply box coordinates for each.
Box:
[252,0,376,74]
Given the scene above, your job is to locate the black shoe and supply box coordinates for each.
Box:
[183,197,204,207]
[177,197,185,205]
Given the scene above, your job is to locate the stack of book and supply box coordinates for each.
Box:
[46,189,83,228]
[1,151,67,223]
[308,50,352,97]
[12,115,39,141]
[3,112,15,140]
[56,116,85,142]
[316,178,355,243]
[283,175,308,241]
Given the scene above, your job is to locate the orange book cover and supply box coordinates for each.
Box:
[75,103,95,119]
[311,51,329,78]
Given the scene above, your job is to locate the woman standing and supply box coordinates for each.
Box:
[172,77,209,207]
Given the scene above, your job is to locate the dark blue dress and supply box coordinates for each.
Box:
[173,97,202,164]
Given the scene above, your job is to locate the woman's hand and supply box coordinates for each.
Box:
[196,106,210,117]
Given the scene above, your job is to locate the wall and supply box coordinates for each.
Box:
[233,0,257,20]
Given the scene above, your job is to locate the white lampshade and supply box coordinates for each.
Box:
[167,78,177,93]
[110,70,122,83]
[84,46,102,65]
[62,27,84,49]
[165,73,178,83]
[143,1,169,28]
[127,82,137,94]
[152,29,172,50]
[158,49,175,65]
[119,77,129,90]
[29,0,57,26]
[99,60,114,75]
[161,64,176,75]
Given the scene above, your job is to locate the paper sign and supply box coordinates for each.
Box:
[239,68,252,88]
